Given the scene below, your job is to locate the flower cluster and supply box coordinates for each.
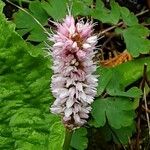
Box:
[50,15,98,129]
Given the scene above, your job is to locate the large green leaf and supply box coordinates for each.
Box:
[100,123,136,144]
[119,6,138,26]
[96,57,150,96]
[107,87,142,98]
[71,0,92,16]
[41,0,67,21]
[48,122,65,150]
[0,2,65,149]
[116,57,150,86]
[91,97,137,129]
[90,0,138,26]
[91,0,120,24]
[122,25,150,57]
[112,123,136,144]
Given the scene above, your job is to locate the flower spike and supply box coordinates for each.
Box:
[49,15,98,129]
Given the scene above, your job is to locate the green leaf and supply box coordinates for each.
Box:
[97,57,150,95]
[71,128,88,150]
[41,0,67,21]
[47,121,65,150]
[0,0,4,13]
[107,87,142,98]
[0,3,65,149]
[96,67,123,96]
[96,67,112,96]
[122,25,150,57]
[91,97,136,128]
[116,57,150,86]
[112,123,136,144]
[100,123,135,144]
[91,0,120,24]
[72,0,91,16]
[91,0,138,26]
[13,0,49,42]
[82,0,93,5]
[119,6,138,26]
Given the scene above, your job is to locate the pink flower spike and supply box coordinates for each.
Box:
[49,14,98,129]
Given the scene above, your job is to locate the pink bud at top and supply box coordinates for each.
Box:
[64,15,75,28]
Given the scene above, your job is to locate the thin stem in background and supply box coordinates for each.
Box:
[136,63,149,150]
[6,0,49,35]
[143,88,150,136]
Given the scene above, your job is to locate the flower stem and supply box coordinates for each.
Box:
[63,128,73,150]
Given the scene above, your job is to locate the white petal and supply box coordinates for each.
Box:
[83,43,91,49]
[86,36,97,44]
[76,82,83,92]
[72,42,77,49]
[63,116,71,122]
[65,108,72,117]
[64,66,74,75]
[59,89,69,99]
[81,107,91,114]
[86,75,98,84]
[76,22,83,32]
[52,88,60,96]
[70,58,77,65]
[53,42,63,47]
[75,90,79,99]
[66,78,73,88]
[79,119,87,125]
[79,113,89,119]
[53,98,61,105]
[69,25,75,35]
[54,97,67,105]
[85,87,96,95]
[53,76,65,82]
[69,87,75,98]
[50,107,63,114]
[74,104,81,113]
[66,97,74,108]
[80,92,86,101]
[73,114,81,123]
[85,95,94,104]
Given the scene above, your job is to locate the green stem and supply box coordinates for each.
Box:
[63,128,73,150]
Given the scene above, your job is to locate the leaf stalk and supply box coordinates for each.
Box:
[63,128,73,150]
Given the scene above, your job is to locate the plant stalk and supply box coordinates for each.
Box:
[63,128,73,150]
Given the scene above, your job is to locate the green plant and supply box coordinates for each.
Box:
[0,2,65,149]
[1,0,150,149]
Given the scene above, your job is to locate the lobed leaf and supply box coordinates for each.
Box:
[91,97,137,128]
[91,0,120,24]
[96,57,150,96]
[41,0,67,21]
[122,25,150,57]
